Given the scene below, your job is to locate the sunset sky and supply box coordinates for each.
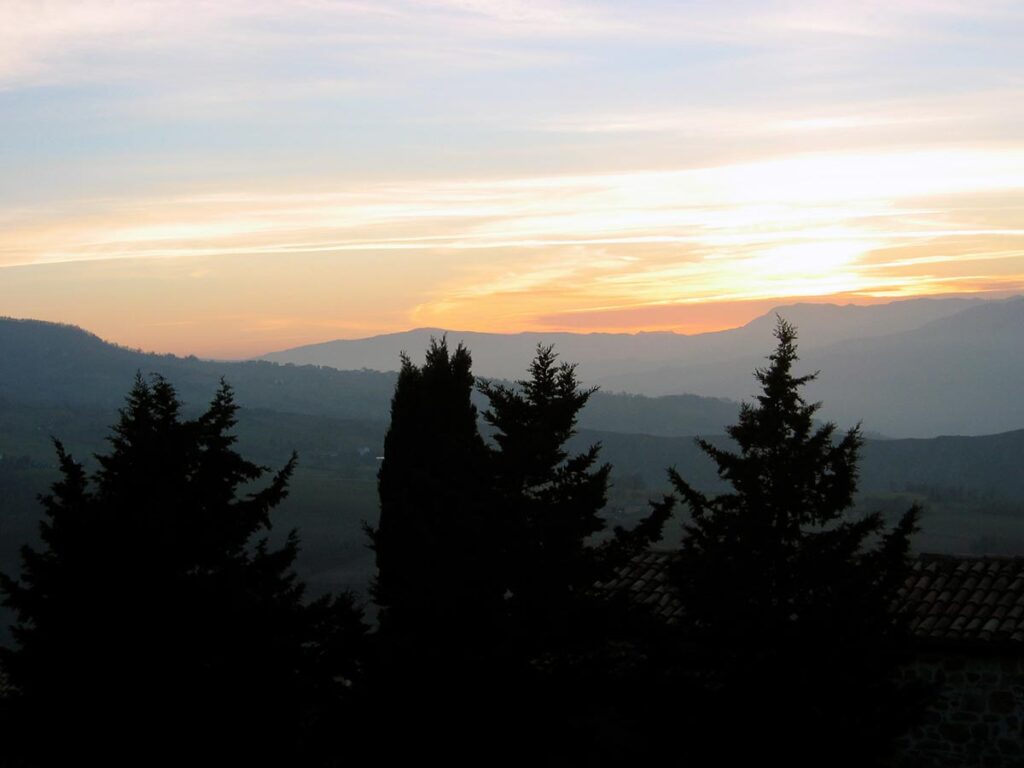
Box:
[2,0,1023,358]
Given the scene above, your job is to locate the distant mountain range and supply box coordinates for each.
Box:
[0,316,737,438]
[263,296,985,377]
[263,295,1024,437]
[0,316,395,421]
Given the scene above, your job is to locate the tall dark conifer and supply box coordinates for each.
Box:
[364,338,509,764]
[665,318,920,765]
[481,345,610,638]
[0,375,366,767]
[477,345,672,766]
[368,337,501,644]
[481,345,671,638]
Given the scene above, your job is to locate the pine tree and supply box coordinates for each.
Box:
[0,374,367,766]
[665,317,920,764]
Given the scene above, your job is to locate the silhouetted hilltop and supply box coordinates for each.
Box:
[735,295,985,347]
[592,296,1024,437]
[262,296,983,376]
[0,317,740,437]
[258,295,1019,437]
[0,316,395,419]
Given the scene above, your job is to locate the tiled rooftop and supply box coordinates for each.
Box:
[597,551,1024,648]
[900,554,1024,646]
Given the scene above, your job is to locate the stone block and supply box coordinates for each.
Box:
[990,690,1016,714]
[951,710,979,723]
[939,722,970,743]
[997,738,1021,755]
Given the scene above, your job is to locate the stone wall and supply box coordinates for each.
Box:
[896,652,1024,767]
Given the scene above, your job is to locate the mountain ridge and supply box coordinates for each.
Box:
[262,294,988,364]
[0,316,740,438]
[258,295,1022,437]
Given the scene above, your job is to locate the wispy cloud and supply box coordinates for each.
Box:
[3,2,1024,354]
[5,147,1022,264]
[537,88,1024,137]
[4,147,1024,341]
[0,0,622,91]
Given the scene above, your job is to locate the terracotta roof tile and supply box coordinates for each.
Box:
[599,552,1024,646]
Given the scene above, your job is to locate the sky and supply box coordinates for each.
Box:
[1,0,1023,358]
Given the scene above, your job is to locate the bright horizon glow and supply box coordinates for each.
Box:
[2,1,1024,357]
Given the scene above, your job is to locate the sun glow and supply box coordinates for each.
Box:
[4,147,1024,354]
[3,0,1024,355]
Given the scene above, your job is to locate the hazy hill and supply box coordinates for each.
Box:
[260,295,1017,436]
[574,426,1024,555]
[0,317,739,437]
[570,427,1024,503]
[594,297,1024,436]
[0,317,396,420]
[262,295,983,380]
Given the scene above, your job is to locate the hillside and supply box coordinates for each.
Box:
[592,297,1024,437]
[262,296,983,381]
[0,317,396,420]
[573,427,1024,554]
[0,317,741,437]
[259,295,1023,437]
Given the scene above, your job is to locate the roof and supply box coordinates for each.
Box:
[900,554,1024,647]
[597,550,1024,649]
[597,550,683,624]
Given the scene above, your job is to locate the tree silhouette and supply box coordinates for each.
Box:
[367,337,502,645]
[363,338,511,763]
[0,375,366,766]
[480,344,669,645]
[476,345,674,765]
[665,317,920,765]
[480,345,608,637]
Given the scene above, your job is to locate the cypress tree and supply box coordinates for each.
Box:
[364,338,510,763]
[367,337,501,645]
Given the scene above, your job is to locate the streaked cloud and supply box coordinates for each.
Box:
[4,146,1024,351]
[2,1,1023,355]
[5,147,1023,264]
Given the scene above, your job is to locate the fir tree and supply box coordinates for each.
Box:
[478,345,673,764]
[665,317,920,765]
[480,346,607,631]
[480,344,668,641]
[0,375,366,767]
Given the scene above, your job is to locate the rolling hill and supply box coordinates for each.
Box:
[593,297,1024,437]
[261,295,1024,437]
[262,296,984,380]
